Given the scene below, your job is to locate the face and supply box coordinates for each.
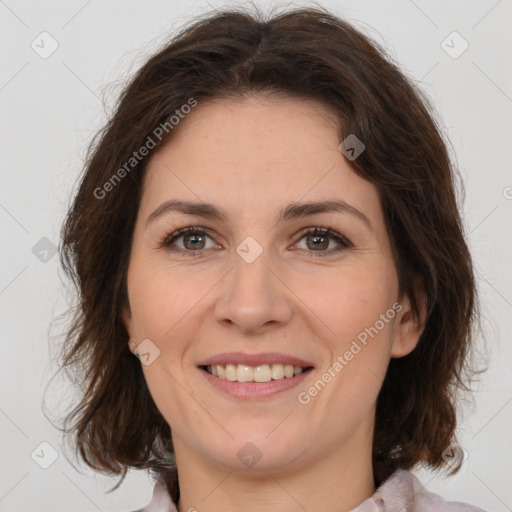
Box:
[123,94,422,475]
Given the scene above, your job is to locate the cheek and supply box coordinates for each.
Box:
[304,275,397,436]
[300,261,397,405]
[127,259,205,341]
[129,263,205,424]
[302,261,397,348]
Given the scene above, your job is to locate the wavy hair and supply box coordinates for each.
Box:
[48,4,484,503]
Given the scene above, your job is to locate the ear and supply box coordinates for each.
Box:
[121,302,136,353]
[390,287,427,358]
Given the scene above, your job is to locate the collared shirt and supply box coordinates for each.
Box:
[132,468,487,511]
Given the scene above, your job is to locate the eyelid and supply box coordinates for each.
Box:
[159,225,352,256]
[295,226,351,245]
[291,226,352,255]
[160,226,219,252]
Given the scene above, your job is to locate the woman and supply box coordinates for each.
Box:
[55,5,486,511]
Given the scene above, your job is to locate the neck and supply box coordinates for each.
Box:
[173,420,376,512]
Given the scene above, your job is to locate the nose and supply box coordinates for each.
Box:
[214,249,293,334]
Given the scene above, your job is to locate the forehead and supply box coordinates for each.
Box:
[140,94,382,229]
[150,94,340,167]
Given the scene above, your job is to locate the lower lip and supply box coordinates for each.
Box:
[199,367,313,400]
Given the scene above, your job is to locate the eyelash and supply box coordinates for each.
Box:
[159,225,352,258]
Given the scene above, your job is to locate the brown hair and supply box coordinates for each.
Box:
[49,4,484,502]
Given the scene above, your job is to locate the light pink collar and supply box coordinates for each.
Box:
[140,467,486,512]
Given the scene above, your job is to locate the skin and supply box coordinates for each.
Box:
[123,93,425,512]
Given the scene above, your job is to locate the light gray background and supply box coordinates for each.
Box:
[1,0,511,510]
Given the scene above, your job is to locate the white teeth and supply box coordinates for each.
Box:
[206,363,307,382]
[253,364,271,382]
[236,365,254,382]
[225,364,237,381]
[271,364,284,379]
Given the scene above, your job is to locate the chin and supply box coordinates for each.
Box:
[208,429,304,471]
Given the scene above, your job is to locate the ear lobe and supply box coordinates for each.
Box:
[390,291,427,359]
[121,304,134,340]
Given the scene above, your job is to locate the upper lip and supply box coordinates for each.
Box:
[198,352,315,368]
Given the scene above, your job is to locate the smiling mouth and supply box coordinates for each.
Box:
[200,363,314,383]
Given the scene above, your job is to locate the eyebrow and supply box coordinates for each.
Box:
[146,199,373,232]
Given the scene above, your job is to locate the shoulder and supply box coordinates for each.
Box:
[371,468,487,511]
[129,474,178,512]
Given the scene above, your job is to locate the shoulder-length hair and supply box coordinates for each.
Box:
[50,4,482,502]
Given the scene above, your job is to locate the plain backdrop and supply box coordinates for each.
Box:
[1,0,511,510]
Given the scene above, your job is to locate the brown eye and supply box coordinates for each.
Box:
[306,233,329,250]
[162,227,218,256]
[181,232,206,250]
[160,225,351,258]
[294,227,351,256]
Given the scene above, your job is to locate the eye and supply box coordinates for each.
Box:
[292,226,351,256]
[160,225,351,257]
[160,227,218,256]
